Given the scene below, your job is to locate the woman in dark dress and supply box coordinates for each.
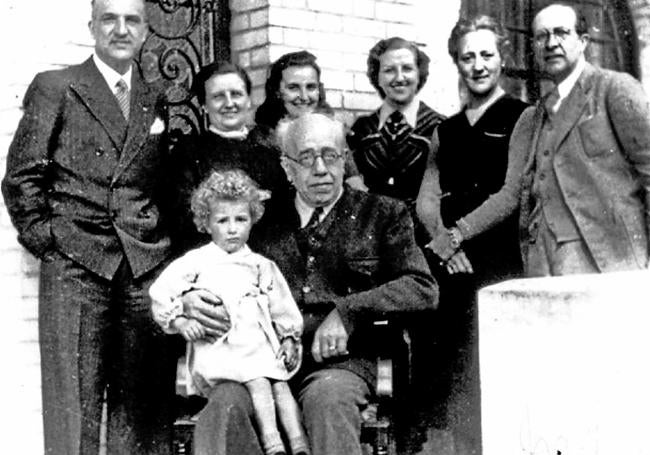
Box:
[348,37,445,221]
[415,16,528,454]
[171,61,290,254]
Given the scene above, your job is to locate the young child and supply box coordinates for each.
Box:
[150,169,308,455]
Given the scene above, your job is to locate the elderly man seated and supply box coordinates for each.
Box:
[182,112,438,455]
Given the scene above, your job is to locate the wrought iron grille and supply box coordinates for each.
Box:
[139,0,230,136]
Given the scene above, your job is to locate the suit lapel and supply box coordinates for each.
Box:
[328,191,358,250]
[69,58,127,150]
[113,70,157,180]
[549,64,594,153]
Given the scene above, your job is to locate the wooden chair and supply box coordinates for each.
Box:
[172,321,408,455]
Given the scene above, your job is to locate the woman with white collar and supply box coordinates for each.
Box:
[171,61,290,255]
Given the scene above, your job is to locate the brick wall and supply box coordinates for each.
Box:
[229,0,462,125]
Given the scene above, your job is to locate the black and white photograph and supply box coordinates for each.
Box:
[2,1,649,454]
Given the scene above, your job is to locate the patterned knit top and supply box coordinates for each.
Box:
[348,101,445,206]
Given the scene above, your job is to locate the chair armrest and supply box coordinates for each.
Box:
[374,320,393,398]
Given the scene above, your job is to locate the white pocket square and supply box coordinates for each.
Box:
[149,117,165,135]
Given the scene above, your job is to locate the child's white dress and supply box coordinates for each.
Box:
[150,243,302,395]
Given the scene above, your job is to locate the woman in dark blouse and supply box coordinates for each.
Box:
[255,50,366,191]
[171,61,289,254]
[415,15,528,454]
[348,37,445,224]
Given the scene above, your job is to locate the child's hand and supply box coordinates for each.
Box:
[277,337,302,371]
[172,316,206,342]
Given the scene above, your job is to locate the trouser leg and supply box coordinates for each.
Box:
[273,381,309,454]
[106,260,175,455]
[193,381,264,455]
[298,368,370,455]
[39,252,111,455]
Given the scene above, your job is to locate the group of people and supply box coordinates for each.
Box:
[4,0,650,454]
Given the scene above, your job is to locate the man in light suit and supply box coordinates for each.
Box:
[182,113,437,455]
[513,2,650,276]
[2,0,176,453]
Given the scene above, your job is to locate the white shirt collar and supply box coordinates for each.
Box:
[294,189,343,228]
[208,124,249,140]
[555,57,586,104]
[93,53,133,93]
[378,97,419,129]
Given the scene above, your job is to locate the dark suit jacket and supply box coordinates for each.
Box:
[513,63,650,272]
[2,57,171,279]
[249,188,438,385]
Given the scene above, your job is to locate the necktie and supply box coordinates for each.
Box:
[303,206,324,231]
[381,109,412,146]
[297,206,324,257]
[115,79,130,121]
[544,87,560,116]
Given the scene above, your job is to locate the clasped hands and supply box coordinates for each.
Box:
[426,227,474,275]
[180,289,349,364]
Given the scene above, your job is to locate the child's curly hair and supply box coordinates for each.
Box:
[191,169,270,233]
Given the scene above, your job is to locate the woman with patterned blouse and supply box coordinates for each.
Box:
[348,36,445,235]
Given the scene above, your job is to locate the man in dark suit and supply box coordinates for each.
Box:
[2,0,176,453]
[182,113,437,455]
[513,2,650,275]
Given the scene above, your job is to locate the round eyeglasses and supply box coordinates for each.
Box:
[283,149,344,168]
[533,27,575,46]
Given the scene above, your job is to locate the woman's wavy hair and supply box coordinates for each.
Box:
[191,61,252,105]
[254,51,332,130]
[366,37,430,99]
[447,15,510,63]
[191,169,268,233]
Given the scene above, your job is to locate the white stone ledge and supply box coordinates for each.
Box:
[479,270,650,455]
